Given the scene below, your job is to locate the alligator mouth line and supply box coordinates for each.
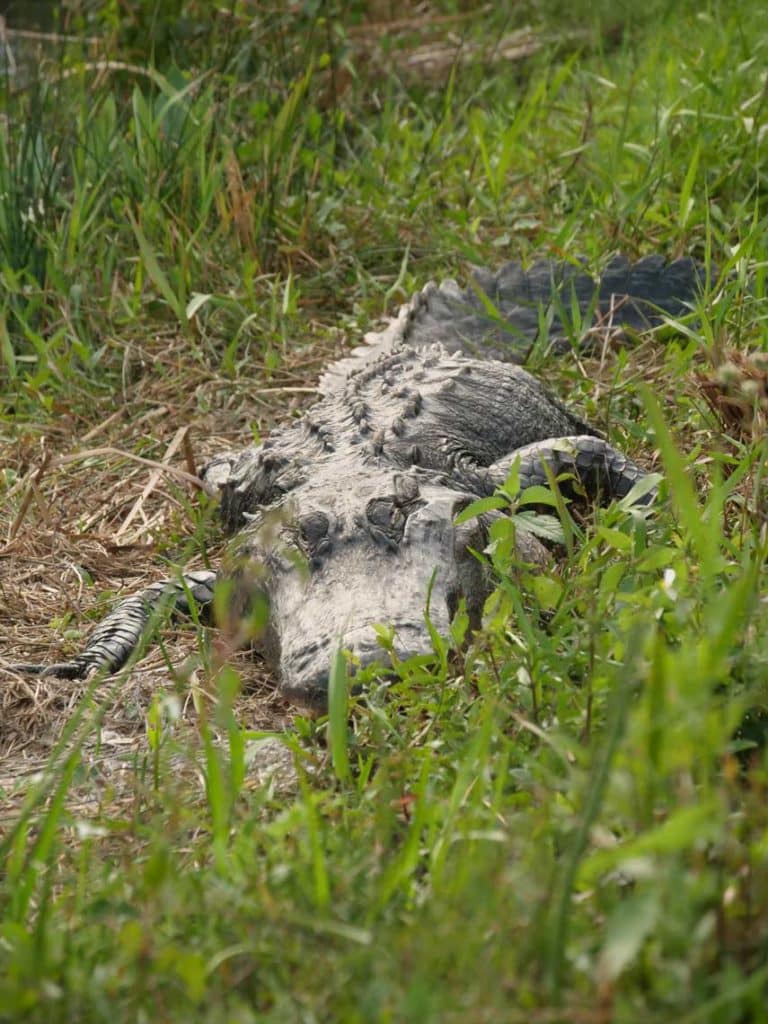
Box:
[282,618,448,693]
[285,619,444,668]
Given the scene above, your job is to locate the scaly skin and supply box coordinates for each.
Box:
[8,255,705,701]
[10,572,217,680]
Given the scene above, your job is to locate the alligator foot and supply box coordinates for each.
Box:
[481,435,658,506]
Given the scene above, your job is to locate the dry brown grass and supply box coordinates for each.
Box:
[696,349,768,443]
[1,326,340,807]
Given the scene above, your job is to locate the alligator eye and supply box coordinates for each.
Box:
[298,512,330,554]
[366,498,406,546]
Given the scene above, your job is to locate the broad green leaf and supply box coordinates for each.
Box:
[596,525,633,552]
[453,494,508,525]
[597,889,661,983]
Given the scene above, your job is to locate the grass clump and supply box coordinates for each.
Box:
[2,1,768,1021]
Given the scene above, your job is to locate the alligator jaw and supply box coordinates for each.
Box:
[277,620,444,711]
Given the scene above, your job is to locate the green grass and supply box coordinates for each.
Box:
[2,1,768,1020]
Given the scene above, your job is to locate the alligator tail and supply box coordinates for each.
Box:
[319,254,711,391]
[7,570,217,680]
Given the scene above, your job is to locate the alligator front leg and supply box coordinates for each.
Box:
[7,570,216,680]
[460,435,657,507]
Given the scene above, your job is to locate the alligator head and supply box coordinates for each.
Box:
[218,463,544,708]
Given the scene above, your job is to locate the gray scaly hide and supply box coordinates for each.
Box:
[9,254,708,705]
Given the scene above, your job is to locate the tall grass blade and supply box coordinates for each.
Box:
[328,645,350,783]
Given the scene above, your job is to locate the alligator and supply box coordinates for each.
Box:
[9,254,709,707]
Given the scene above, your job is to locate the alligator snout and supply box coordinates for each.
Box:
[278,620,444,709]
